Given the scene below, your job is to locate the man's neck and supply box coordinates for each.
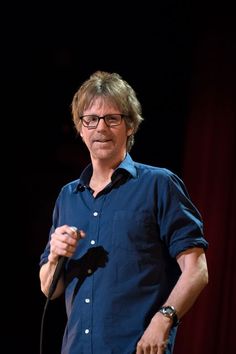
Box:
[90,153,126,181]
[89,153,126,194]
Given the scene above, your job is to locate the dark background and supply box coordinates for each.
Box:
[4,1,235,353]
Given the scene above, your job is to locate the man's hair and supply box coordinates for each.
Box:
[71,71,144,152]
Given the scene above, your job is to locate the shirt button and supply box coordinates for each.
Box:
[87,269,92,274]
[85,298,90,303]
[84,329,90,334]
[90,240,95,245]
[93,211,98,216]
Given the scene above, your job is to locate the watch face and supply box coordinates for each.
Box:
[160,306,175,317]
[159,306,179,326]
[165,307,174,316]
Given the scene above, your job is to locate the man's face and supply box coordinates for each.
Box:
[80,97,133,164]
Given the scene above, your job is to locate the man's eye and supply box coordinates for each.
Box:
[90,116,98,122]
[107,115,118,121]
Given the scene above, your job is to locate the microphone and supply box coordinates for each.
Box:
[48,226,78,299]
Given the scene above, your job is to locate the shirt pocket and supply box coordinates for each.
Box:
[112,209,159,252]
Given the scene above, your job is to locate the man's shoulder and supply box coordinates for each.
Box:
[134,161,174,178]
[124,154,175,180]
[60,178,82,193]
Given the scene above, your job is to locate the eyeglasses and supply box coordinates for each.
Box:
[80,114,127,129]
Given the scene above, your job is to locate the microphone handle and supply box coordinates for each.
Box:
[48,256,67,299]
[48,227,78,299]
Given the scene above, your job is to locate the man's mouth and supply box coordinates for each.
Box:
[94,139,111,143]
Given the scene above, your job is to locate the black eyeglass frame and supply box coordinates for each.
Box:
[79,114,128,129]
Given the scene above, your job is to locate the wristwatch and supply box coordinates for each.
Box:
[159,305,179,326]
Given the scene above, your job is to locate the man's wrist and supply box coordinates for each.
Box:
[159,305,179,327]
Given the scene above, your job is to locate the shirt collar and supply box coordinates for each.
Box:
[116,153,137,178]
[74,153,137,193]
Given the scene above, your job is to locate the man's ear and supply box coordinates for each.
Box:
[127,127,134,137]
[80,132,85,142]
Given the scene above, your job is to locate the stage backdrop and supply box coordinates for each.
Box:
[174,13,236,354]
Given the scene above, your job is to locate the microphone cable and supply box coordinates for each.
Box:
[39,258,66,354]
[39,295,50,354]
[39,226,78,354]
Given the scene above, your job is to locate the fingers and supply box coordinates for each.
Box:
[69,226,86,239]
[50,225,85,258]
[136,339,168,353]
[160,340,168,351]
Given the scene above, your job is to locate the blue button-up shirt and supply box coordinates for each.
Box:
[40,153,208,354]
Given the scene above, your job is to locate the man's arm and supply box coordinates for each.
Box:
[39,260,65,299]
[136,247,208,353]
[164,246,209,319]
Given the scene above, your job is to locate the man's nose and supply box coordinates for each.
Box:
[96,117,109,129]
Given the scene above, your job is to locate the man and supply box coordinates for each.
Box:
[39,71,208,354]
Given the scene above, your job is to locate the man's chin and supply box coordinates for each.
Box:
[92,150,114,160]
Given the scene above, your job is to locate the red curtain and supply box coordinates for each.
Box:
[174,13,236,354]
